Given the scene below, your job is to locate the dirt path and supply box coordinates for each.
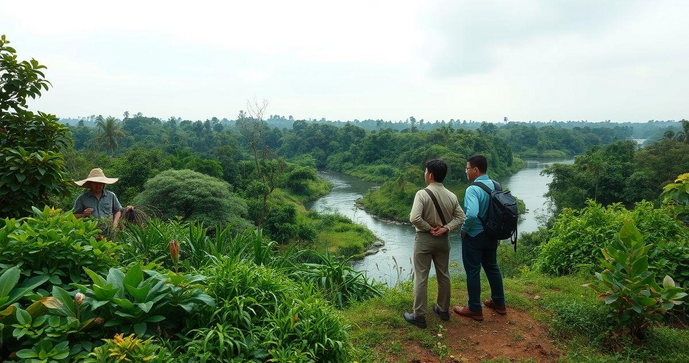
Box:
[381,307,560,362]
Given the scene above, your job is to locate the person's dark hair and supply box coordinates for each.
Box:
[425,159,448,182]
[467,154,488,173]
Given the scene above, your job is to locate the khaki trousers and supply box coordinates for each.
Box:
[413,232,451,318]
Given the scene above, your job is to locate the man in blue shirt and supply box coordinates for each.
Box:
[453,155,506,321]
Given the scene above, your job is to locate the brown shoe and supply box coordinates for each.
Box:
[453,305,484,321]
[484,299,507,315]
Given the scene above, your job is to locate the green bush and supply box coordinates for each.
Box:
[0,35,72,218]
[0,207,121,290]
[75,263,214,337]
[289,251,383,309]
[546,298,610,345]
[184,258,352,362]
[136,169,252,229]
[585,220,687,340]
[536,201,689,288]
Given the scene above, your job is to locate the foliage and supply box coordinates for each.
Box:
[662,173,689,205]
[263,204,299,243]
[94,116,125,156]
[136,169,252,228]
[536,201,689,289]
[289,250,383,309]
[584,220,687,339]
[105,148,169,204]
[0,35,72,218]
[0,207,121,290]
[74,263,214,337]
[545,139,689,211]
[15,340,70,362]
[306,212,377,258]
[85,333,171,363]
[184,258,352,362]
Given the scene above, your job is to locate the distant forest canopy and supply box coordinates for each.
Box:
[60,113,683,160]
[60,114,681,139]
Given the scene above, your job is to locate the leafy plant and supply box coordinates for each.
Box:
[76,264,214,337]
[0,35,72,218]
[0,207,121,290]
[85,333,171,363]
[289,250,383,309]
[585,220,687,339]
[662,173,689,205]
[15,339,70,362]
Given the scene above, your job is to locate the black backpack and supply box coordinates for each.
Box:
[471,180,519,251]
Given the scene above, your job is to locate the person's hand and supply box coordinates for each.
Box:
[125,205,134,211]
[83,208,93,217]
[431,226,449,236]
[461,231,467,238]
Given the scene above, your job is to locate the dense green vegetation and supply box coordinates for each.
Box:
[544,138,689,211]
[3,33,689,361]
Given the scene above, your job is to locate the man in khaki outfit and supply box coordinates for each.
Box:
[404,159,465,328]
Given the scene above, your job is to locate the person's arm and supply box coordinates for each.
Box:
[460,187,480,235]
[112,210,122,227]
[409,191,432,231]
[73,196,91,219]
[445,197,466,231]
[111,192,123,227]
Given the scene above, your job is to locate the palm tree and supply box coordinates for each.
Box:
[94,116,126,156]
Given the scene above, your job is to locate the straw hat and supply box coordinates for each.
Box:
[74,168,119,187]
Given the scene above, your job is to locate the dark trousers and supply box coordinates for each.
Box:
[462,231,505,312]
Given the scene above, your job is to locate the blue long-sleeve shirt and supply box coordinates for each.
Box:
[460,175,494,237]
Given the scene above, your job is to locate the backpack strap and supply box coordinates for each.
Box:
[424,188,447,226]
[471,180,501,194]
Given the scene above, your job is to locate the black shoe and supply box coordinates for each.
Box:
[433,305,450,321]
[404,312,427,328]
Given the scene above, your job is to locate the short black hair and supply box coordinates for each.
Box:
[425,159,448,182]
[467,154,488,173]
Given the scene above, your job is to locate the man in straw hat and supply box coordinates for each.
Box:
[73,168,125,227]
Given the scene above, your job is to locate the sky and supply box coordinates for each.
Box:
[2,0,688,123]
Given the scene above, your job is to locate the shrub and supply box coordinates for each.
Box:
[536,201,689,288]
[136,169,252,229]
[85,333,171,363]
[75,264,214,337]
[546,298,610,345]
[184,258,352,362]
[288,251,383,309]
[0,207,121,290]
[0,35,72,218]
[584,220,687,340]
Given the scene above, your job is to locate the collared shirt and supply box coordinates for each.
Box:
[461,174,495,237]
[73,189,122,219]
[409,182,465,233]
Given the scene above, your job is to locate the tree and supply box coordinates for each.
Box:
[237,99,284,227]
[136,169,252,229]
[94,115,125,156]
[0,35,72,217]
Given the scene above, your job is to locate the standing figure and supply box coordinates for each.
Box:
[404,159,465,328]
[454,154,507,321]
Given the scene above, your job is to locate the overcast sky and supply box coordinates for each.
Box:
[2,0,688,122]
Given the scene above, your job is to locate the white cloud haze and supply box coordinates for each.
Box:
[2,0,687,122]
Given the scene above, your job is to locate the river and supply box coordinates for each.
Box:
[305,158,574,286]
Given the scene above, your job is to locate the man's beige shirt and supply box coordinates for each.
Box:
[409,182,466,233]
